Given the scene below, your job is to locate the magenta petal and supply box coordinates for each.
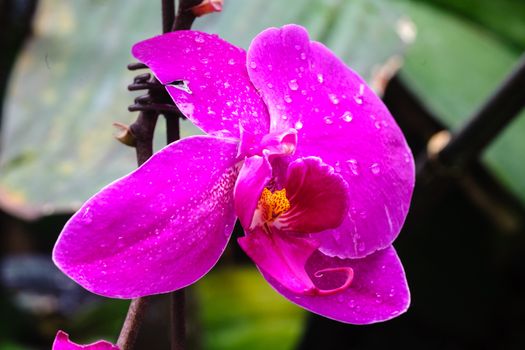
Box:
[132,31,270,138]
[53,136,239,298]
[262,246,410,324]
[247,24,414,258]
[53,331,119,350]
[234,155,271,229]
[278,157,348,233]
[238,229,319,294]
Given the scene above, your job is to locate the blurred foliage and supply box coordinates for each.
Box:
[196,266,305,350]
[396,0,525,206]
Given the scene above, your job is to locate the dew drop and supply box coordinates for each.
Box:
[288,79,299,91]
[284,95,292,103]
[341,111,353,122]
[300,52,306,60]
[294,120,303,130]
[348,299,356,308]
[323,116,333,125]
[301,89,307,95]
[194,35,205,43]
[228,58,235,65]
[334,161,342,172]
[370,163,381,175]
[281,115,288,120]
[267,82,273,89]
[374,121,382,129]
[317,73,324,83]
[223,82,230,88]
[354,95,363,105]
[328,93,339,105]
[200,58,209,64]
[375,293,383,303]
[346,159,359,175]
[294,44,301,50]
[267,64,273,71]
[250,61,257,69]
[357,242,365,252]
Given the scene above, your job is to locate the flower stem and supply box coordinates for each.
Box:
[171,290,186,350]
[116,297,151,350]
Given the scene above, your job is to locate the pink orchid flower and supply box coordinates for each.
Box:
[53,24,414,324]
[53,331,118,350]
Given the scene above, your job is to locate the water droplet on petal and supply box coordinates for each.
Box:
[370,163,381,175]
[228,58,235,65]
[346,159,359,175]
[354,95,363,105]
[374,121,382,129]
[284,95,292,103]
[323,116,333,125]
[200,58,209,64]
[334,161,341,172]
[294,121,303,130]
[341,111,353,122]
[375,293,383,303]
[300,52,306,60]
[329,93,339,105]
[288,79,299,91]
[294,44,301,50]
[317,73,324,83]
[281,115,288,120]
[194,35,205,43]
[250,61,257,69]
[267,82,273,89]
[267,64,273,71]
[357,242,365,252]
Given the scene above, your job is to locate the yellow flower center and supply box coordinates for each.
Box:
[259,188,291,222]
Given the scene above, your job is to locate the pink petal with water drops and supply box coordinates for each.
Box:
[262,246,410,324]
[132,31,270,138]
[53,136,239,298]
[238,228,319,295]
[52,331,119,350]
[247,24,415,258]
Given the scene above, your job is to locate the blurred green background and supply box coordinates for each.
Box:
[1,0,524,349]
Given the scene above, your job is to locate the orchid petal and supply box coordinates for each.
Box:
[238,229,319,295]
[53,136,239,298]
[262,246,410,324]
[132,31,270,138]
[234,155,271,229]
[247,24,414,258]
[277,157,348,234]
[53,331,119,350]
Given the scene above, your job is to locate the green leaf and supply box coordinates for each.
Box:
[397,0,525,204]
[0,0,408,218]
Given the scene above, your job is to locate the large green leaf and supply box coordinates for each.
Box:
[0,0,409,219]
[397,0,525,204]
